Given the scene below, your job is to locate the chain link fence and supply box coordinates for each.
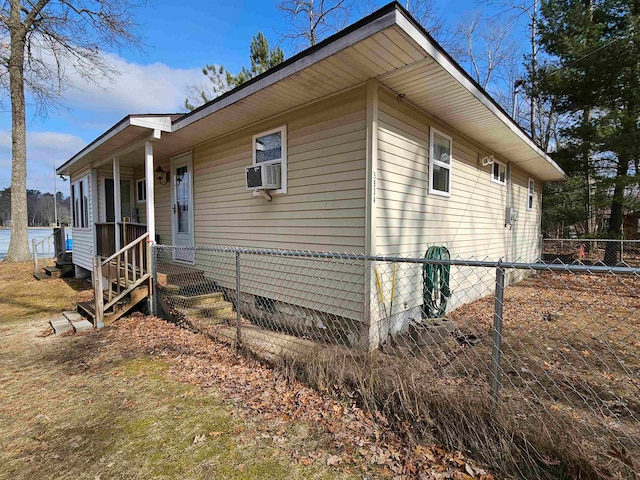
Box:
[151,244,640,479]
[543,237,640,267]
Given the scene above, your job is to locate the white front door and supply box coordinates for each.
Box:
[171,153,195,264]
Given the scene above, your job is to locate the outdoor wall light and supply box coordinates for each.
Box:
[155,166,168,185]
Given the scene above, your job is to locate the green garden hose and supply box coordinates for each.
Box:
[422,246,451,318]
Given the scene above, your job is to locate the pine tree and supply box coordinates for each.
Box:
[185,32,284,110]
[538,0,640,264]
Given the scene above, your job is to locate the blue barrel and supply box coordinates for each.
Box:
[66,238,73,251]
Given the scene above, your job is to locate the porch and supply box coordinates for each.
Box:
[63,125,196,328]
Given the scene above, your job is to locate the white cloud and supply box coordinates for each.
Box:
[0,130,87,193]
[62,53,205,114]
[0,51,210,192]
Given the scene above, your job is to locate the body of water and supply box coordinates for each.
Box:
[0,228,72,260]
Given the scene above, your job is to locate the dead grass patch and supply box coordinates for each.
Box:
[0,261,90,323]
[0,317,358,480]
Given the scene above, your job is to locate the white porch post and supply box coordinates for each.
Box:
[113,157,121,251]
[144,141,156,244]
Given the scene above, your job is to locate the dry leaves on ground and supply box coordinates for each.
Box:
[110,313,493,479]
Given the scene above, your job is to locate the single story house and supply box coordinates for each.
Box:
[56,1,565,349]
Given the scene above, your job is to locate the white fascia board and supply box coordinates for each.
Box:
[130,116,173,131]
[57,117,172,176]
[56,117,131,175]
[394,10,566,181]
[172,11,397,132]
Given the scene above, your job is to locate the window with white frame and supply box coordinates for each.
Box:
[71,176,89,228]
[252,125,287,194]
[527,178,535,210]
[429,128,452,196]
[491,160,507,185]
[136,179,147,203]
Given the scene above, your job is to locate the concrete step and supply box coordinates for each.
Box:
[63,311,83,322]
[50,316,73,335]
[71,319,93,333]
[49,311,94,334]
[170,292,225,308]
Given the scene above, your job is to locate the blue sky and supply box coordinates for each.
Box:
[0,0,508,195]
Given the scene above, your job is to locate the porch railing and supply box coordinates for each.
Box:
[96,221,147,257]
[96,223,116,257]
[32,231,55,275]
[93,232,150,328]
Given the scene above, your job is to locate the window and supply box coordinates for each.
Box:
[527,178,535,210]
[71,176,89,228]
[104,179,132,222]
[429,128,452,196]
[491,160,507,185]
[136,179,147,202]
[252,125,287,194]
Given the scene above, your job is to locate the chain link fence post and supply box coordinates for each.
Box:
[149,243,157,316]
[539,234,544,261]
[235,250,242,348]
[491,262,505,403]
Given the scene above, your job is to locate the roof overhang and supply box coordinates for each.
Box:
[56,115,178,176]
[59,2,565,182]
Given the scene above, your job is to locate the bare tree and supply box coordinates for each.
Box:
[403,0,447,43]
[451,10,519,90]
[354,0,451,47]
[0,0,143,262]
[278,0,350,50]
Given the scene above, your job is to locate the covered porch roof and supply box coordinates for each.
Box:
[57,1,565,182]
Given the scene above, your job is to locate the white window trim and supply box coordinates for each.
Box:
[491,159,507,186]
[136,178,147,203]
[429,127,452,197]
[71,175,91,230]
[252,125,287,195]
[527,178,535,210]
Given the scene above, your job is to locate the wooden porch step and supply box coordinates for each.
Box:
[77,301,96,319]
[170,292,225,308]
[33,271,50,281]
[162,280,220,296]
[78,284,149,325]
[174,307,227,325]
[44,265,63,278]
[157,263,207,285]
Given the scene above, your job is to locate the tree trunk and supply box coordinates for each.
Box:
[603,162,628,265]
[4,17,30,262]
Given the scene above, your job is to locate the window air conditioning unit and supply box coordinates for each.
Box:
[245,163,281,190]
[481,155,495,167]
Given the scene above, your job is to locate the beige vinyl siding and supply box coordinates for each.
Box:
[191,87,367,321]
[374,89,541,333]
[70,169,94,271]
[153,158,173,245]
[131,163,172,244]
[509,168,541,283]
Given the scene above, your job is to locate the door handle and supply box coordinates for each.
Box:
[172,204,176,214]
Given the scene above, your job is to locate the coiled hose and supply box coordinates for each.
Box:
[422,246,451,318]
